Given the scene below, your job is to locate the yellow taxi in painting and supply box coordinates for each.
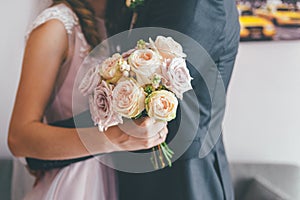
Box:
[238,5,276,40]
[255,4,300,26]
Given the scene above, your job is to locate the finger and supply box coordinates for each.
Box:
[151,128,168,142]
[154,121,168,130]
[118,119,145,138]
[158,128,168,140]
[134,116,151,126]
[143,123,168,140]
[146,121,166,138]
[161,126,169,135]
[153,133,167,147]
[155,120,167,126]
[132,130,163,149]
[139,117,155,127]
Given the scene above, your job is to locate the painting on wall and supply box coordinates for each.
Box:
[237,0,300,41]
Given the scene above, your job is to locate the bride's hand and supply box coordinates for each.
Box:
[104,117,168,151]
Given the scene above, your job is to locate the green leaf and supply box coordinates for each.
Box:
[129,0,145,11]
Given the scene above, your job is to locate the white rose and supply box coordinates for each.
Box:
[145,90,178,122]
[112,79,146,118]
[149,36,186,59]
[128,49,161,86]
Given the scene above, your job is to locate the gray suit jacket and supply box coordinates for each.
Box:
[106,0,240,199]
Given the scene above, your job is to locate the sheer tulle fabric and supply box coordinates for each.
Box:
[24,158,117,200]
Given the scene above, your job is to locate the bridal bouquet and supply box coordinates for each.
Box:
[79,36,193,169]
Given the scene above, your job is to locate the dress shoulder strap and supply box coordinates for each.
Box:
[26,3,78,40]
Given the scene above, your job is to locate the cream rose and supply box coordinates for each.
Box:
[79,66,101,96]
[161,57,193,99]
[99,53,123,84]
[128,49,161,86]
[112,79,146,118]
[89,80,123,132]
[145,90,178,121]
[150,36,186,59]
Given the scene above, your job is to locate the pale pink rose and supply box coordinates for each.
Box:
[99,53,123,84]
[145,90,178,121]
[161,58,193,99]
[149,36,186,59]
[128,49,161,86]
[89,80,123,132]
[112,79,146,118]
[79,66,101,96]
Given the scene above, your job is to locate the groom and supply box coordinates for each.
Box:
[105,0,240,199]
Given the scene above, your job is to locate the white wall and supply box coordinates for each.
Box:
[1,2,300,167]
[0,0,49,158]
[224,41,300,166]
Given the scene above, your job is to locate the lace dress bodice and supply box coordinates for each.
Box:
[26,4,78,36]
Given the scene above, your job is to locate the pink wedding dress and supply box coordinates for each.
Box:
[23,4,117,200]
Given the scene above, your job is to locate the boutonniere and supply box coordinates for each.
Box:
[126,0,145,29]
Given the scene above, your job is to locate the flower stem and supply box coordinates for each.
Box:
[158,144,166,168]
[150,143,174,169]
[160,144,172,167]
[151,147,159,170]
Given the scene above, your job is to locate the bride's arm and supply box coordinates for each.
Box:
[8,19,167,160]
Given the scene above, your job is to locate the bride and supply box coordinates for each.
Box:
[8,0,168,199]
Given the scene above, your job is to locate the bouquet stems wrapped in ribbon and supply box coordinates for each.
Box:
[79,36,193,169]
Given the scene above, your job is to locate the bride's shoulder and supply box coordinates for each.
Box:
[26,3,79,39]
